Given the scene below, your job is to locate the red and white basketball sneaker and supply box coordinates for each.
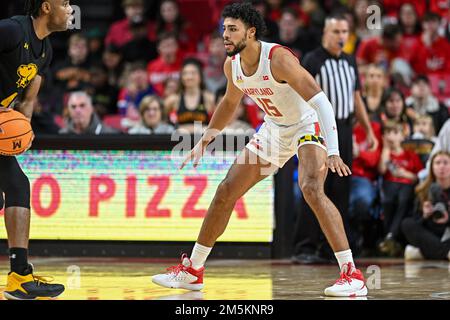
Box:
[324,263,368,297]
[152,254,204,291]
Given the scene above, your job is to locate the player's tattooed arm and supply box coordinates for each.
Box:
[16,75,42,120]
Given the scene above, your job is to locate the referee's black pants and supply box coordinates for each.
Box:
[293,118,356,259]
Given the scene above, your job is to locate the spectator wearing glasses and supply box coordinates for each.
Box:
[60,91,118,135]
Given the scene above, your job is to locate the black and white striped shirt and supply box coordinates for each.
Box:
[302,46,361,121]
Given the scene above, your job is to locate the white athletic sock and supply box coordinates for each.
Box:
[335,249,355,273]
[190,243,212,270]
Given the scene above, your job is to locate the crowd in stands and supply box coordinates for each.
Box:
[26,0,449,260]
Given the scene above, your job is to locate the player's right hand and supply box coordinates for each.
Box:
[180,138,210,170]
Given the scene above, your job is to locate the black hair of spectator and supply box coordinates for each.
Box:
[157,31,179,46]
[127,61,148,73]
[412,74,430,85]
[381,87,409,123]
[382,23,402,40]
[156,0,184,38]
[281,6,299,19]
[25,0,44,18]
[105,44,123,55]
[180,57,206,92]
[398,3,422,36]
[222,2,267,40]
[423,11,441,22]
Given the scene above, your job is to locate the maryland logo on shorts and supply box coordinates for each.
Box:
[16,63,38,89]
[298,134,326,147]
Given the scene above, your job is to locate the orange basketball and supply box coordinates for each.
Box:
[0,110,34,156]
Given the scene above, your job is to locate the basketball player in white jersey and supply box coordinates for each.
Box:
[152,2,367,297]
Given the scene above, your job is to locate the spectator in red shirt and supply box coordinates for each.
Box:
[380,88,414,137]
[150,0,198,54]
[356,24,415,72]
[349,120,383,255]
[411,12,450,76]
[378,120,423,256]
[147,32,184,97]
[398,3,422,49]
[382,0,426,19]
[105,0,152,48]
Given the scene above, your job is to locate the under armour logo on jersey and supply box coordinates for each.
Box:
[24,43,29,50]
[263,75,269,81]
[9,254,16,259]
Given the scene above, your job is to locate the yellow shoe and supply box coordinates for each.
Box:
[4,265,65,300]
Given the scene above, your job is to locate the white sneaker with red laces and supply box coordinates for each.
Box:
[152,254,204,291]
[324,263,368,297]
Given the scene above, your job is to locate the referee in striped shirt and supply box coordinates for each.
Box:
[292,13,378,264]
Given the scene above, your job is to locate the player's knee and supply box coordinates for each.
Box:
[4,171,30,209]
[215,179,235,204]
[299,178,323,203]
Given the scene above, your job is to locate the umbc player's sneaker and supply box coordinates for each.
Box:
[3,264,65,300]
[152,254,204,291]
[324,262,368,297]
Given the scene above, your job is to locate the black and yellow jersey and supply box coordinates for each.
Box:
[0,15,52,110]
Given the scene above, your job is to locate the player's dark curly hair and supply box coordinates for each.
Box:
[222,2,267,40]
[25,0,44,18]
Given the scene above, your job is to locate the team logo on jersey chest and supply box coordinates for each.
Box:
[16,64,38,89]
[236,76,244,83]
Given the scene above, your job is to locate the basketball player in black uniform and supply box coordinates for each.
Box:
[0,0,72,300]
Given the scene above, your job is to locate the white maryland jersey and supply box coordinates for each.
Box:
[231,41,317,126]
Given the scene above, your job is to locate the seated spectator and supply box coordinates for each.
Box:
[378,121,423,256]
[380,88,413,136]
[411,115,437,142]
[165,58,214,133]
[349,120,383,256]
[53,33,91,92]
[403,115,436,169]
[147,32,183,97]
[60,92,118,135]
[105,0,152,48]
[362,64,387,122]
[118,62,155,125]
[356,24,417,73]
[86,65,118,117]
[299,0,326,30]
[274,7,321,59]
[162,78,179,99]
[405,75,449,133]
[102,44,124,90]
[251,0,279,42]
[128,95,174,135]
[411,12,450,77]
[197,31,227,95]
[402,151,450,261]
[86,27,105,65]
[121,19,157,63]
[398,3,422,51]
[341,8,360,55]
[150,0,198,54]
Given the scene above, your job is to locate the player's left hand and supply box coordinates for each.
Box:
[328,155,352,177]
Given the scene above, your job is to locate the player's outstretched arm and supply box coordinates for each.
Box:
[270,47,351,177]
[180,58,244,169]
